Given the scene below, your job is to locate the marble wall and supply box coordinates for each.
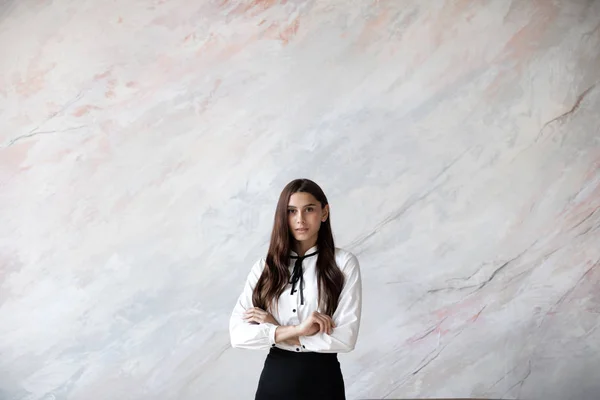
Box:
[1,1,599,399]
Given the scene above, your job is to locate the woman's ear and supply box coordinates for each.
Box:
[322,204,329,222]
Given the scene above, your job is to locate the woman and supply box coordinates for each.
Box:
[229,178,362,400]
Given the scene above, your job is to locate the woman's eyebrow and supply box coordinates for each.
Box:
[287,203,317,208]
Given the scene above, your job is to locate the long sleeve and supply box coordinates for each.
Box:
[299,253,362,353]
[229,258,278,350]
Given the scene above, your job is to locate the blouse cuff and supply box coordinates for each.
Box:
[267,323,277,346]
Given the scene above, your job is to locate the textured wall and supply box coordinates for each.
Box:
[1,1,599,399]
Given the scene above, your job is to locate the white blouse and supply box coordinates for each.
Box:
[229,245,362,353]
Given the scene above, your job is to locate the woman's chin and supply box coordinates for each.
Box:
[292,234,317,244]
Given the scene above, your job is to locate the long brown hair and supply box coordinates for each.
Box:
[252,179,345,316]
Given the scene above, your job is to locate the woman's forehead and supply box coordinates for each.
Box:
[288,192,319,207]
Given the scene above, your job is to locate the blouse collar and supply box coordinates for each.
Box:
[290,244,319,257]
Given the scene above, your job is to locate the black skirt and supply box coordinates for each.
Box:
[255,347,346,400]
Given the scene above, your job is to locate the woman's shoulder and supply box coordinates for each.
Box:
[334,247,360,272]
[334,246,354,259]
[248,257,267,275]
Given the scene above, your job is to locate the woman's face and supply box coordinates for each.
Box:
[287,192,328,246]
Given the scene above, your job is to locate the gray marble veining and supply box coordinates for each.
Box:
[1,1,599,399]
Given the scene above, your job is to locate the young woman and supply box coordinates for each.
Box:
[229,178,362,400]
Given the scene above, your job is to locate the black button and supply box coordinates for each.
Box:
[296,348,300,352]
[302,345,305,349]
[292,309,296,313]
[272,344,275,347]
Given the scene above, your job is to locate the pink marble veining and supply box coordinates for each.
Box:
[1,1,599,399]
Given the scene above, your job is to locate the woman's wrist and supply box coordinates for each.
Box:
[274,325,301,343]
[287,336,301,346]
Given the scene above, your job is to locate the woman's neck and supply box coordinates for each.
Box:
[294,240,317,257]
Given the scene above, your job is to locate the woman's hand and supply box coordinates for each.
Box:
[296,311,335,336]
[244,307,279,325]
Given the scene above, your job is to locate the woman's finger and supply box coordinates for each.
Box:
[324,315,334,332]
[309,312,324,333]
[322,314,335,330]
[245,309,270,324]
[244,309,260,320]
[248,314,262,324]
[317,314,333,334]
[324,316,331,335]
[323,315,332,335]
[319,314,330,335]
[315,318,325,333]
[308,313,325,334]
[314,314,328,334]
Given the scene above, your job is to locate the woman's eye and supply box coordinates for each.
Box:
[306,207,314,212]
[288,209,296,214]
